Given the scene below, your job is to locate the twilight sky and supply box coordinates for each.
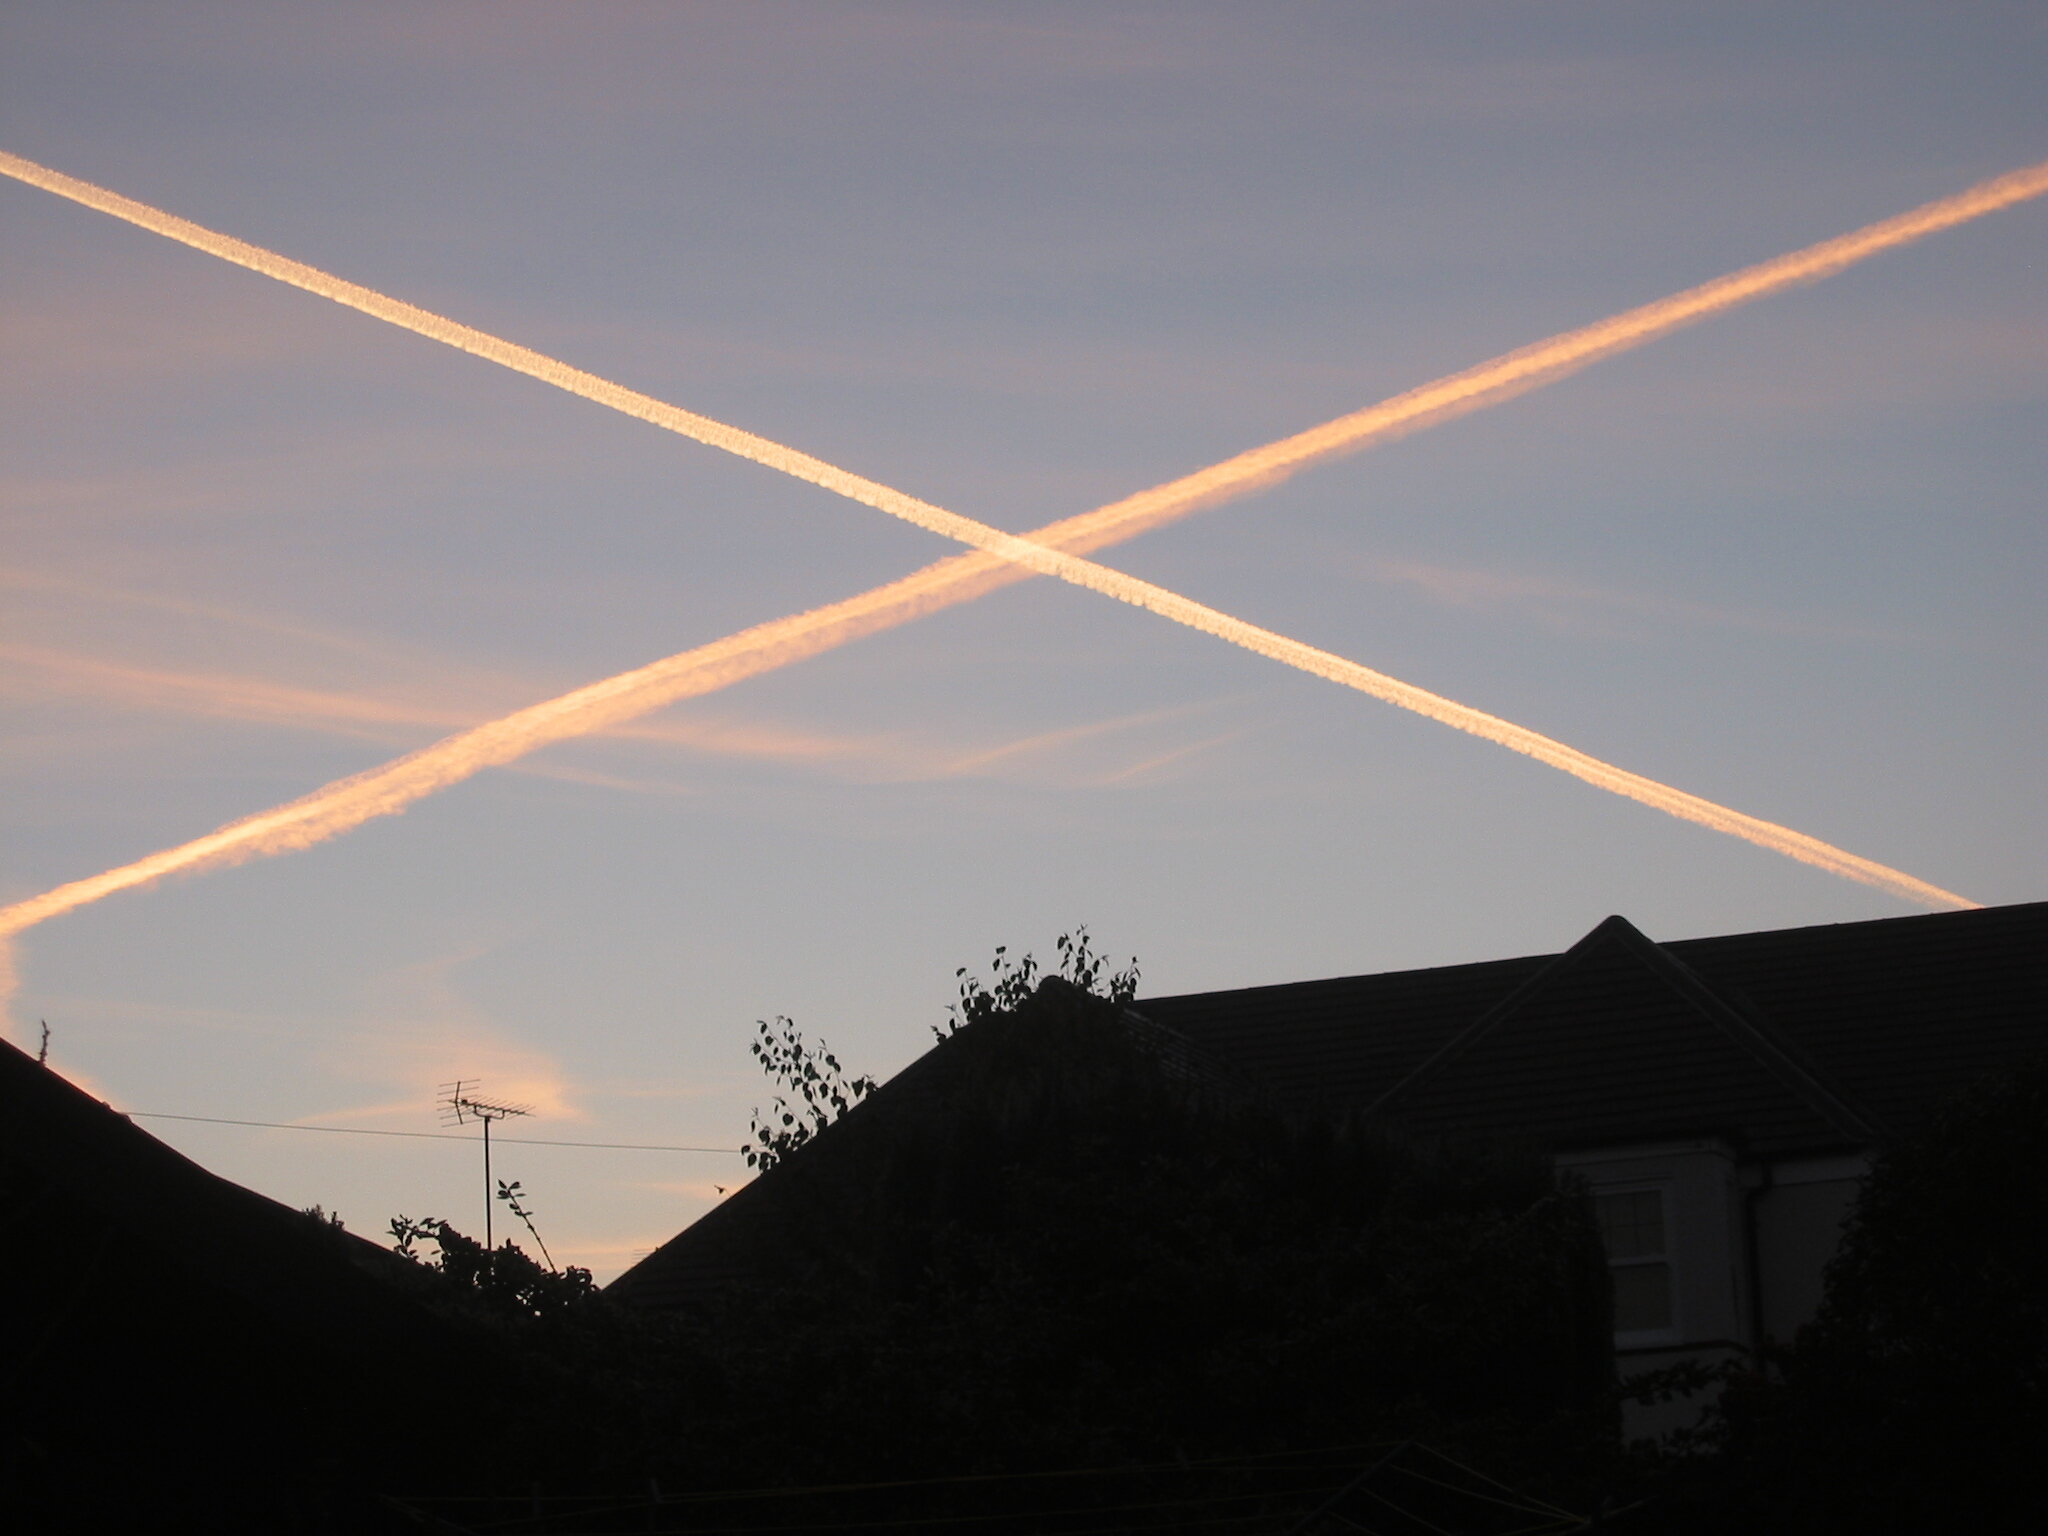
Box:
[4,2,2044,1279]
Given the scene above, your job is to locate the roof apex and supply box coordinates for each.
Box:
[1365,911,1884,1146]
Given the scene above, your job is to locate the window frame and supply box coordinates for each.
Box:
[1557,1138,1752,1359]
[1593,1181,1682,1348]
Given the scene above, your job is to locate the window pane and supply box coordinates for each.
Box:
[1596,1190,1665,1259]
[1613,1262,1673,1332]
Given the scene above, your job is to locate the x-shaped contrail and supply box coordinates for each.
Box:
[4,149,2035,936]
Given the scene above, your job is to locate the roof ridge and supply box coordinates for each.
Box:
[1364,914,1884,1145]
[1597,919,1886,1144]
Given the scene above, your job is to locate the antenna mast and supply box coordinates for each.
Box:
[438,1080,532,1249]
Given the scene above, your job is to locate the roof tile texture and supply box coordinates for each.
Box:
[1139,902,2048,1158]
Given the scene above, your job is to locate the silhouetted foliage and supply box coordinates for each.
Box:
[674,973,1614,1509]
[1814,1053,2048,1396]
[2,945,1617,1531]
[744,927,1137,1168]
[495,1177,558,1269]
[940,923,1140,1037]
[742,1014,877,1172]
[1627,1055,2048,1533]
[388,1213,596,1321]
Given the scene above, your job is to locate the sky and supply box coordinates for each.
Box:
[3,2,2044,1280]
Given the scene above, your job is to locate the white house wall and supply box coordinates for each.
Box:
[1750,1153,1868,1346]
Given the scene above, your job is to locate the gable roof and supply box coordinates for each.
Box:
[1653,901,2048,1138]
[1363,915,1882,1154]
[1136,901,2048,1158]
[607,982,1256,1311]
[613,902,2047,1308]
[0,1034,429,1321]
[0,1035,504,1524]
[605,1015,984,1310]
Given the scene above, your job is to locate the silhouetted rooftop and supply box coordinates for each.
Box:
[610,902,2048,1312]
[1138,900,2048,1156]
[0,1034,488,1525]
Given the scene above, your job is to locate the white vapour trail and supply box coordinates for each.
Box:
[0,152,2018,933]
[0,521,1977,935]
[8,149,2045,561]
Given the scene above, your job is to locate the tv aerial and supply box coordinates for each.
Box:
[439,1080,532,1250]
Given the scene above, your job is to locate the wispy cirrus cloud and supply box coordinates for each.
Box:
[0,639,901,767]
[1363,557,1895,644]
[0,281,334,384]
[313,945,585,1127]
[2,643,476,739]
[0,563,458,666]
[1093,731,1245,787]
[2,637,1235,792]
[937,700,1228,778]
[0,940,119,1098]
[0,941,24,1049]
[626,1180,734,1202]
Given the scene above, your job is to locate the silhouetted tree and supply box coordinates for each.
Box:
[387,1213,596,1321]
[743,1015,876,1172]
[680,967,1613,1507]
[940,924,1140,1036]
[1637,1054,2048,1534]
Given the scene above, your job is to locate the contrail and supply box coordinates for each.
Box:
[2,153,2021,936]
[0,522,1977,936]
[8,148,2045,560]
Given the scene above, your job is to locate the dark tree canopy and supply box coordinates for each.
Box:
[659,977,1616,1498]
[1643,1054,2048,1535]
[1814,1050,2048,1393]
[5,955,1620,1531]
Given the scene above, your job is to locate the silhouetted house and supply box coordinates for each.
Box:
[609,983,1620,1487]
[1133,901,2048,1429]
[615,901,2047,1441]
[0,1036,488,1527]
[607,996,1262,1312]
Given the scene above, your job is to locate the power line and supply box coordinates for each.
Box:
[121,1110,740,1155]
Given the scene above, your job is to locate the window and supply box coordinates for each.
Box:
[1596,1188,1674,1334]
[1559,1140,1746,1350]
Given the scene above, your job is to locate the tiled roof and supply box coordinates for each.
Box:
[604,1029,973,1311]
[1363,916,1882,1156]
[0,1035,439,1331]
[1661,902,2048,1141]
[1131,952,1546,1111]
[610,903,2048,1309]
[607,984,1256,1312]
[0,1035,492,1520]
[1136,901,2048,1158]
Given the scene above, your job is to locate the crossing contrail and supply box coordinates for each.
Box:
[0,152,2022,937]
[0,524,1979,937]
[8,148,2045,558]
